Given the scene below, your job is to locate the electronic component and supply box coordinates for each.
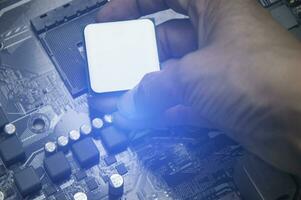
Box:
[71,137,99,168]
[271,5,299,29]
[102,175,109,183]
[39,24,88,97]
[57,136,69,153]
[0,135,25,166]
[3,123,16,136]
[87,191,106,200]
[80,124,92,137]
[44,185,57,196]
[109,174,124,197]
[54,192,67,200]
[115,163,128,175]
[44,152,71,183]
[84,19,160,94]
[44,141,57,156]
[31,0,107,34]
[69,130,81,143]
[0,191,4,200]
[101,126,128,153]
[86,178,98,191]
[75,170,87,181]
[73,192,88,200]
[14,167,42,197]
[0,107,8,130]
[92,118,104,129]
[31,0,108,97]
[104,155,117,166]
[91,118,104,137]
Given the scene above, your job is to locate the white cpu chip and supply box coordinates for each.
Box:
[84,19,160,93]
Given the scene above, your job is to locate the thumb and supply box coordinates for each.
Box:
[117,60,183,120]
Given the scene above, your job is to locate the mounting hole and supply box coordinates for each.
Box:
[28,114,50,134]
[32,118,45,131]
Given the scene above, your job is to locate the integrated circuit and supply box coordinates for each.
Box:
[44,152,71,183]
[115,163,128,176]
[71,137,100,168]
[75,170,87,181]
[101,126,128,154]
[14,167,42,197]
[86,178,98,191]
[0,135,25,167]
[104,155,117,166]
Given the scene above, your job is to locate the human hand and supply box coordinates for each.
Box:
[95,0,301,176]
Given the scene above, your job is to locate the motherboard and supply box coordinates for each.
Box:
[0,0,300,200]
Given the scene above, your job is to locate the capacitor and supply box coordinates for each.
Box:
[73,192,87,200]
[57,135,69,152]
[109,174,124,197]
[69,130,80,143]
[91,118,103,137]
[103,114,113,124]
[91,118,104,129]
[80,124,92,137]
[44,141,57,156]
[3,123,16,136]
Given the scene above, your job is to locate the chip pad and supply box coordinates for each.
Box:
[84,19,160,93]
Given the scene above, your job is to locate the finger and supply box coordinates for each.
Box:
[156,19,197,61]
[161,105,212,127]
[88,19,197,116]
[97,0,189,22]
[113,105,213,130]
[97,0,168,22]
[117,59,183,120]
[88,92,123,115]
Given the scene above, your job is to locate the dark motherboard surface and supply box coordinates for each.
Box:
[0,0,300,200]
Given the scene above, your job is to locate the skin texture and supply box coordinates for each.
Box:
[92,0,301,176]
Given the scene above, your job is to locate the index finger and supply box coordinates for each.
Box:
[96,0,184,22]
